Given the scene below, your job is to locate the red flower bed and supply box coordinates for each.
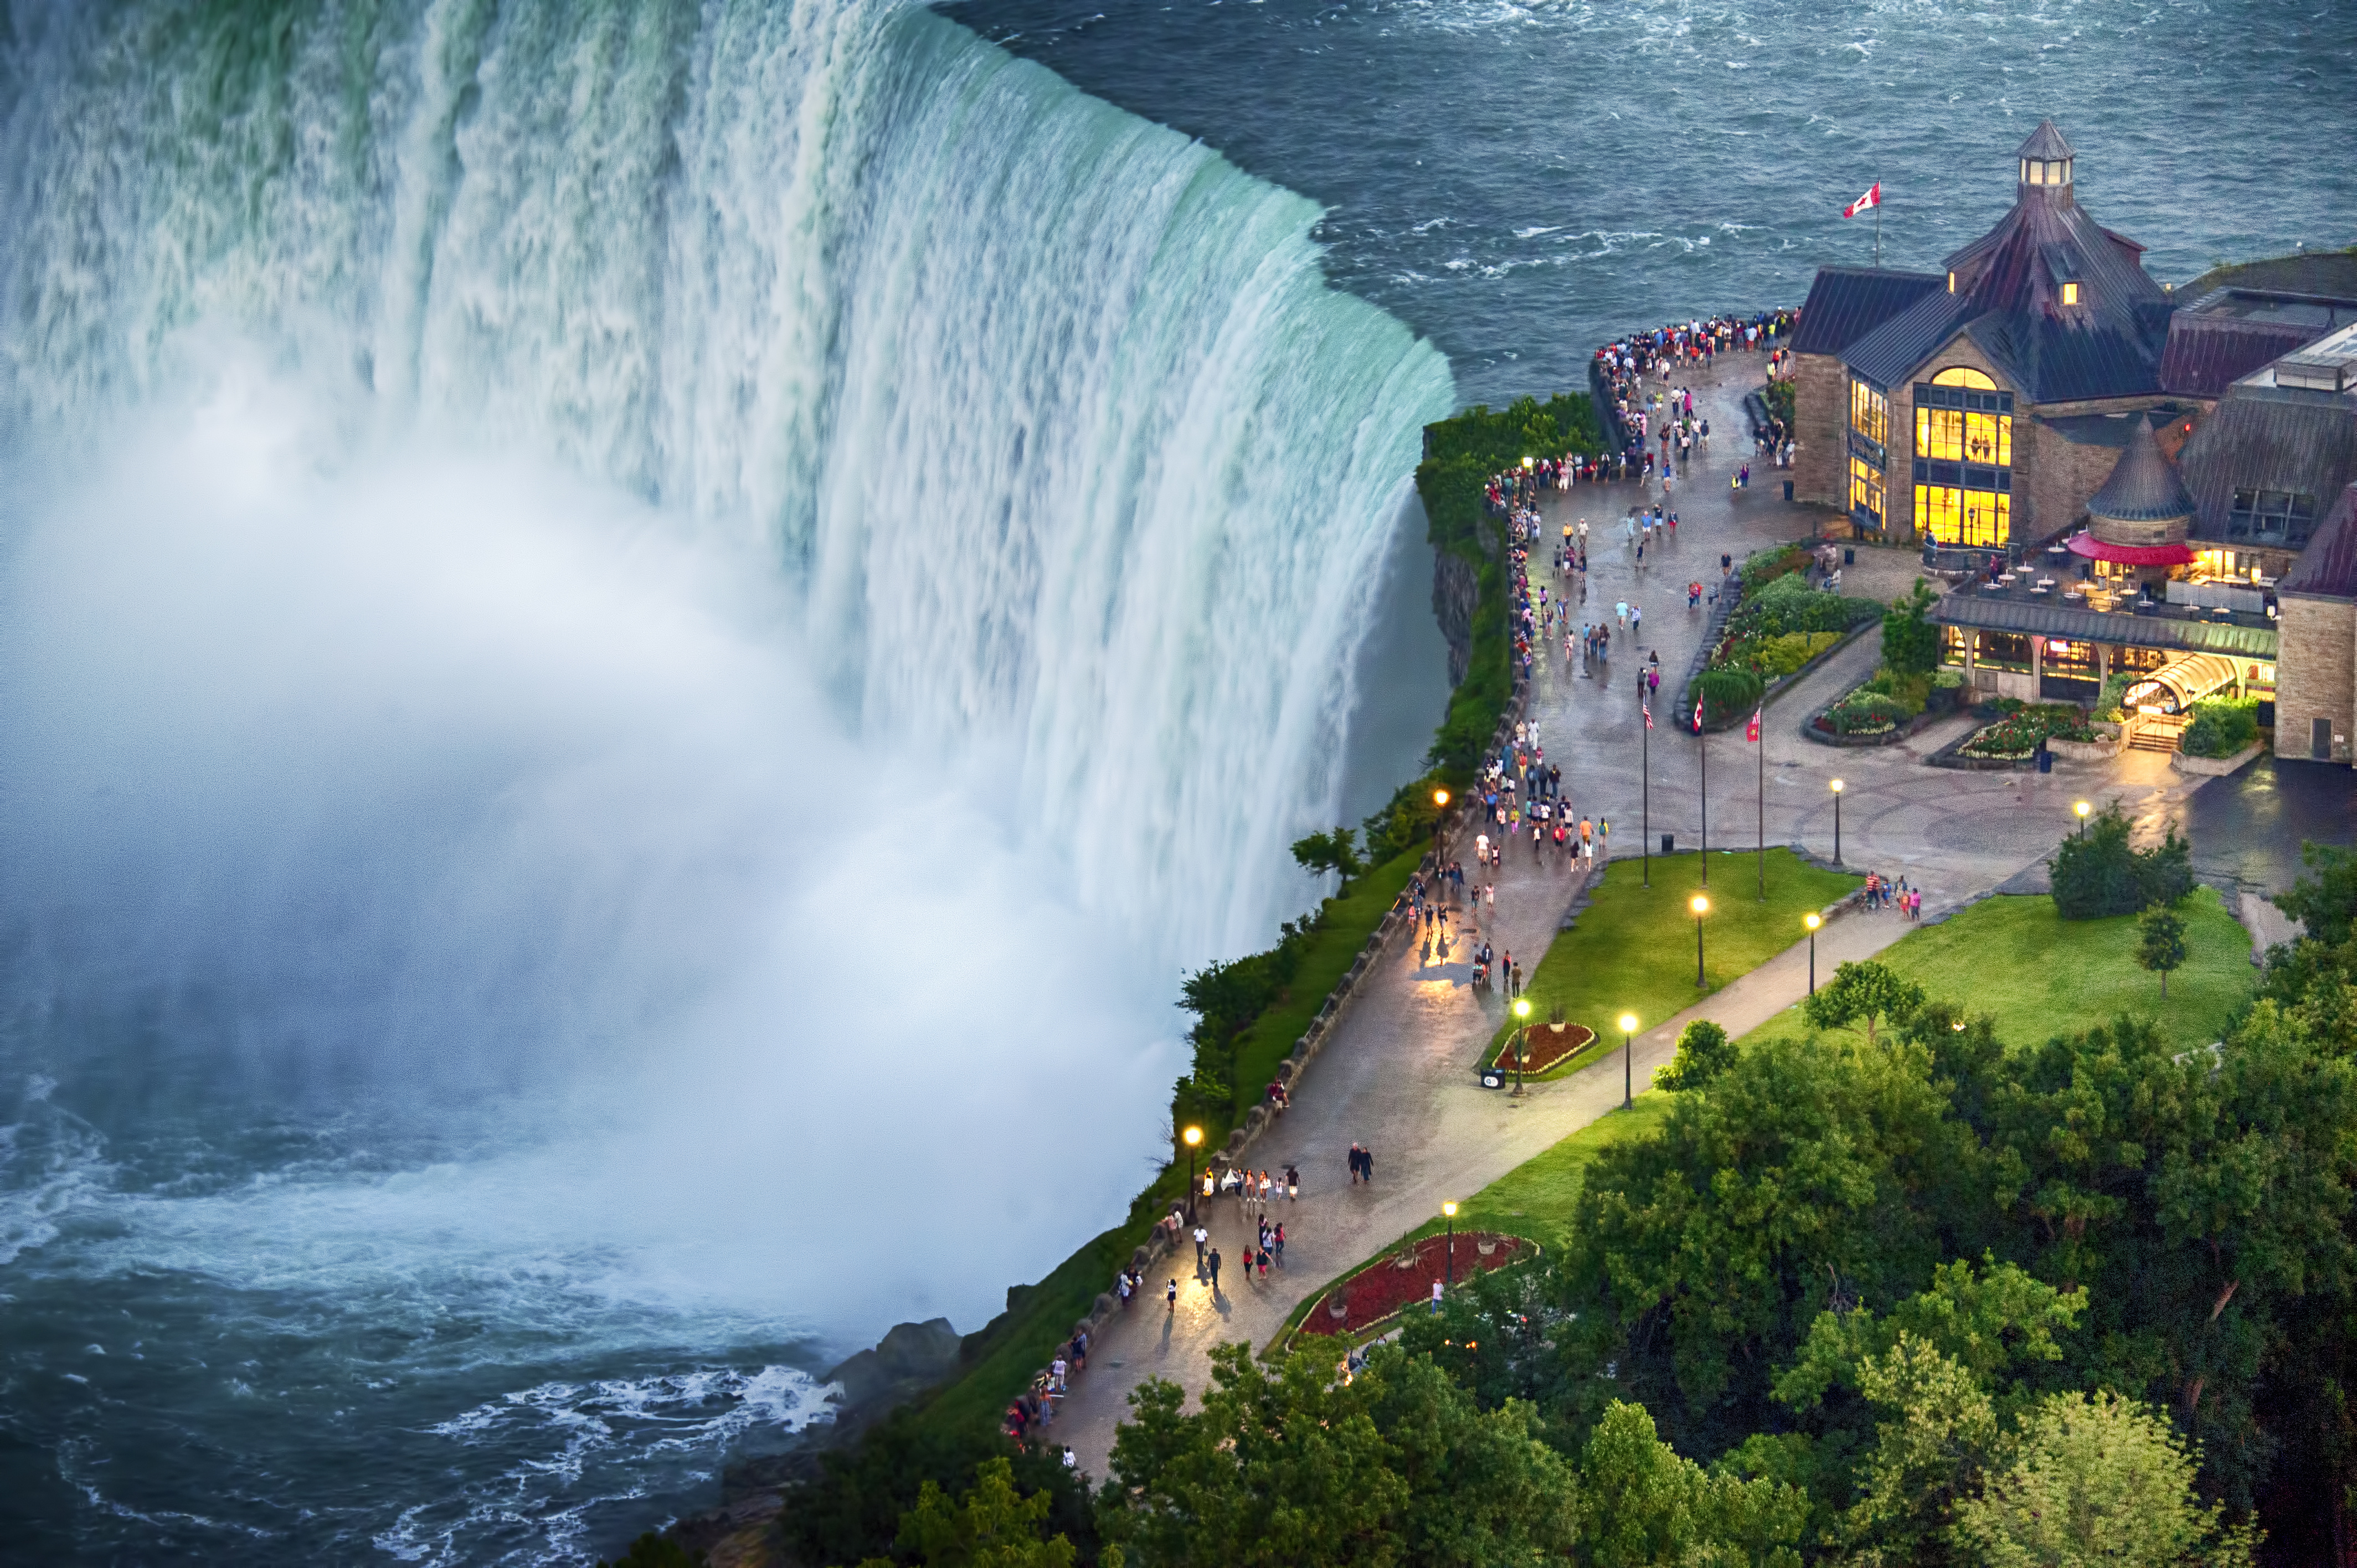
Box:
[1488,1023,1595,1076]
[1299,1232,1529,1337]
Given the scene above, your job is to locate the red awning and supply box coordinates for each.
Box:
[2065,532,2196,567]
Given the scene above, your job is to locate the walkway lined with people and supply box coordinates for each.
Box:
[1044,343,2212,1476]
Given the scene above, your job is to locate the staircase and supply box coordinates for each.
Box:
[2127,713,2189,753]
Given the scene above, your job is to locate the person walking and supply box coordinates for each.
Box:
[1193,1223,1208,1266]
[1430,1280,1444,1316]
[1208,1247,1222,1293]
[1166,1278,1178,1313]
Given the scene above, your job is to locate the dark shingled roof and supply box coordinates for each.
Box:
[2179,389,2357,540]
[1839,127,2169,404]
[1788,267,1946,362]
[2161,290,2357,399]
[2174,251,2357,306]
[2278,486,2357,600]
[2016,119,2076,161]
[2088,418,2196,524]
[1930,592,2278,658]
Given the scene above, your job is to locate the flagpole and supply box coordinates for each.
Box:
[1757,710,1767,901]
[1874,199,1882,269]
[1642,705,1651,888]
[1698,716,1708,889]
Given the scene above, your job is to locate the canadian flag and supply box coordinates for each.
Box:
[1843,183,1881,218]
[1643,700,1654,731]
[1692,695,1706,733]
[1746,706,1762,743]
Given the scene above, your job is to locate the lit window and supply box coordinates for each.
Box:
[2027,161,2044,186]
[1948,270,1957,293]
[2061,281,2080,306]
[1932,367,1996,390]
[1915,484,2008,547]
[1850,456,1886,525]
[1849,378,1888,447]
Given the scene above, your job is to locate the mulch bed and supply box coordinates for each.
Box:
[1299,1232,1529,1337]
[1487,1023,1596,1075]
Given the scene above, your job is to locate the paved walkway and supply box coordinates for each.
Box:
[1050,350,2218,1475]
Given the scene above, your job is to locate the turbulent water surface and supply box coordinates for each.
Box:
[0,0,2350,1560]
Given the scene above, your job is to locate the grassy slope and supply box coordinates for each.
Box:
[1484,848,1860,1076]
[1735,884,2255,1055]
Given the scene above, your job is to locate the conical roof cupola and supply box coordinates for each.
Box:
[2086,419,2195,548]
[2016,119,2075,200]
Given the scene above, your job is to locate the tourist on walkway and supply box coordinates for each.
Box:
[1430,1280,1444,1316]
[1166,1278,1177,1312]
[1193,1224,1208,1265]
[1208,1247,1222,1293]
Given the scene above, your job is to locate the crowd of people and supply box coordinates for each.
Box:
[1592,308,1799,471]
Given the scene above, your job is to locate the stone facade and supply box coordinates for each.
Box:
[1793,350,1847,507]
[2024,420,2147,546]
[2276,593,2356,762]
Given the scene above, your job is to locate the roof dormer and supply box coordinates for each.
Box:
[2016,119,2075,203]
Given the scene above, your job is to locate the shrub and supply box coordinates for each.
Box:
[2049,803,2193,919]
[1756,631,1841,677]
[1658,1019,1735,1090]
[2180,696,2260,759]
[1824,692,1912,735]
[1879,579,1941,678]
[2091,672,2134,723]
[1694,667,1766,727]
[1933,669,1964,690]
[1738,544,1809,594]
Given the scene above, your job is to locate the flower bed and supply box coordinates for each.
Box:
[1484,1022,1597,1076]
[1958,699,2093,759]
[1689,563,1882,729]
[1299,1232,1531,1338]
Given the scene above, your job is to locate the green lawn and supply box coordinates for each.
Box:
[1485,848,1860,1077]
[1735,884,2255,1055]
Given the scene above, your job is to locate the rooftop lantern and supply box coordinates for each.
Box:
[2016,119,2075,202]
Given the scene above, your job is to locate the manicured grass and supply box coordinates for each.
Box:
[1733,884,2255,1055]
[1411,1092,1676,1256]
[1226,849,1423,1127]
[1485,848,1861,1076]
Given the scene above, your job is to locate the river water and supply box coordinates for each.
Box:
[0,1,2348,1561]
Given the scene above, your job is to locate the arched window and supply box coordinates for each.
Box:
[1913,367,2013,546]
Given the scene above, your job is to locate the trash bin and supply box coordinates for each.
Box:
[1661,833,1675,853]
[1843,546,1856,565]
[1783,479,1794,502]
[2037,746,2054,774]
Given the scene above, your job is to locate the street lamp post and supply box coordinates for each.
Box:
[1182,1125,1203,1223]
[1512,997,1532,1097]
[1830,778,1845,866]
[1432,788,1452,886]
[1443,1200,1459,1285]
[2075,799,2091,838]
[1692,894,1710,988]
[1618,1013,1639,1110]
[1805,911,1821,996]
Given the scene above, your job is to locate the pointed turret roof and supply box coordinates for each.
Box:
[2088,417,2195,524]
[1839,122,2170,404]
[2016,119,2075,161]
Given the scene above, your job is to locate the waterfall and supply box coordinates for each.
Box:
[0,0,1453,1355]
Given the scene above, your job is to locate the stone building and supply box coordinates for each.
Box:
[1790,118,2357,761]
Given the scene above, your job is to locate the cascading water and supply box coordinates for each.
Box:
[0,0,1454,1557]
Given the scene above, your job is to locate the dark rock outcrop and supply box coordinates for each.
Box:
[822,1317,963,1412]
[1433,546,1478,687]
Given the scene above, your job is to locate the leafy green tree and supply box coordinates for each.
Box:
[852,1457,1087,1568]
[1774,1256,2085,1419]
[1576,1400,1808,1568]
[2274,841,2357,947]
[1837,1336,2000,1566]
[599,1534,704,1568]
[1801,960,1926,1049]
[2049,804,2191,919]
[2136,904,2188,999]
[1103,1341,1576,1567]
[1952,1391,2257,1567]
[1657,1019,1735,1091]
[1290,827,1365,883]
[1880,579,1942,678]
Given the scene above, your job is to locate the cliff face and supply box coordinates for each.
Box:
[1433,545,1479,687]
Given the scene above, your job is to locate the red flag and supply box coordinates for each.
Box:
[1643,700,1653,730]
[1692,694,1705,733]
[1842,182,1881,218]
[1746,706,1762,742]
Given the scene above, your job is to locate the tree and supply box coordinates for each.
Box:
[599,1535,703,1568]
[1802,960,1926,1049]
[1290,827,1365,883]
[1774,1256,2085,1418]
[1103,1341,1576,1567]
[1577,1400,1809,1568]
[2049,805,2191,919]
[2274,841,2357,947]
[2136,904,2188,999]
[1952,1391,2257,1567]
[1881,579,1942,678]
[1839,1336,2001,1565]
[1656,1019,1735,1091]
[855,1457,1086,1568]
